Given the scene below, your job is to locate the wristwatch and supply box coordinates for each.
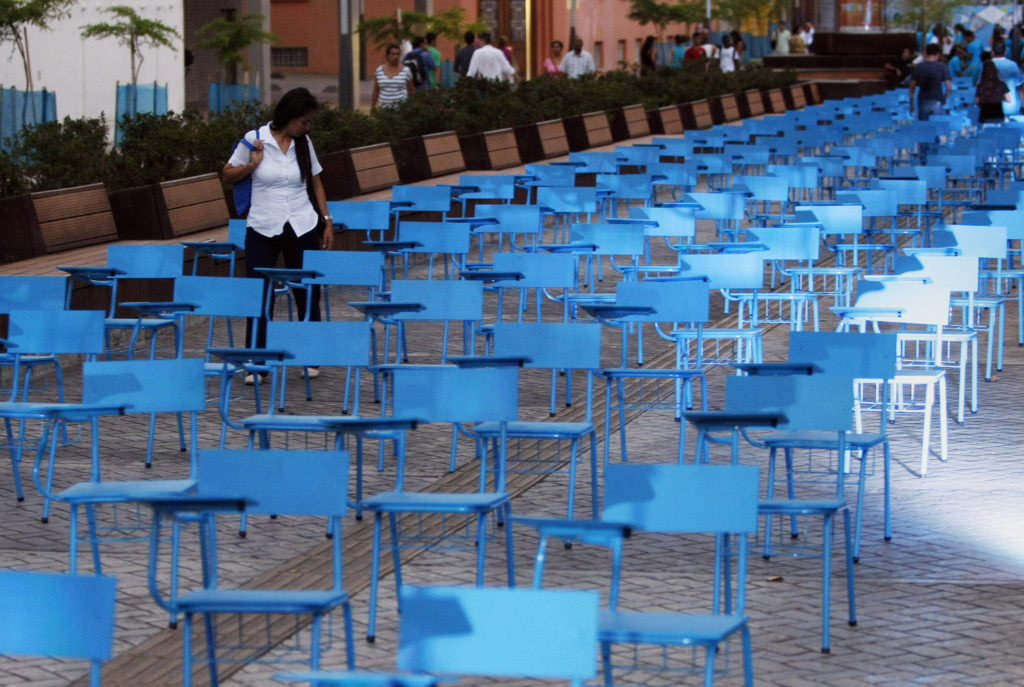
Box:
[322,214,332,222]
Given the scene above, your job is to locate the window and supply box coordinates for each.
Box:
[594,41,603,69]
[271,47,308,68]
[618,40,626,66]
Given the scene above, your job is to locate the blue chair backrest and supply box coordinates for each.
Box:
[726,374,853,432]
[7,310,106,355]
[736,174,789,202]
[595,173,655,200]
[228,218,247,248]
[746,225,820,261]
[107,244,184,278]
[629,206,696,239]
[82,358,207,413]
[569,151,620,173]
[523,163,577,186]
[492,322,602,370]
[197,448,348,517]
[0,276,67,312]
[458,174,517,200]
[603,463,759,534]
[794,202,863,236]
[569,222,644,256]
[492,252,576,289]
[616,278,710,323]
[678,252,766,289]
[971,207,1024,241]
[398,221,471,255]
[537,186,599,214]
[328,200,391,231]
[0,571,115,661]
[397,585,598,681]
[835,189,897,218]
[302,250,384,287]
[472,204,544,236]
[174,276,264,318]
[873,177,927,205]
[941,224,1007,259]
[789,331,897,379]
[892,253,978,292]
[390,279,483,321]
[266,320,371,367]
[615,144,661,167]
[688,191,746,221]
[392,185,452,212]
[851,278,950,325]
[391,365,518,423]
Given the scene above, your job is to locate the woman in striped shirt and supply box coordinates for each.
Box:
[372,44,414,108]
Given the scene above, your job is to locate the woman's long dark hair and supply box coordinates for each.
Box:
[270,87,319,184]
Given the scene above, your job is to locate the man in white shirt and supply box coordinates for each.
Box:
[562,37,596,78]
[466,32,516,83]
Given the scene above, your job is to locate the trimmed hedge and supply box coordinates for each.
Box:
[0,65,797,199]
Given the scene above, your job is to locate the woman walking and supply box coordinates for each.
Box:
[371,44,414,108]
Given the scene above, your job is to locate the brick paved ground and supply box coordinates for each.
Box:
[2,181,1024,687]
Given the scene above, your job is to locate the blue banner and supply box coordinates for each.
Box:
[0,87,57,148]
[209,83,260,114]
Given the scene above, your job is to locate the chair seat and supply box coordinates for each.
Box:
[760,429,886,450]
[57,479,197,504]
[600,609,747,646]
[759,497,846,516]
[360,491,510,514]
[106,317,178,329]
[177,588,349,614]
[473,420,594,439]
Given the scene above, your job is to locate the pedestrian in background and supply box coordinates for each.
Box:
[372,44,414,108]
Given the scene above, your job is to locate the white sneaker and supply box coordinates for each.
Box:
[244,372,256,385]
[305,366,321,379]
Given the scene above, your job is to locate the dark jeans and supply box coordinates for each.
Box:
[917,98,943,121]
[244,223,322,349]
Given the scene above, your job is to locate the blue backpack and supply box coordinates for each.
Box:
[231,128,260,217]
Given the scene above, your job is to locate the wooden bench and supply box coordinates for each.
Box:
[764,88,787,113]
[537,119,569,158]
[683,100,714,130]
[717,94,741,124]
[786,84,808,110]
[482,128,521,170]
[805,81,823,105]
[565,111,613,151]
[158,173,230,238]
[423,131,466,177]
[651,105,684,135]
[348,142,401,195]
[32,183,119,254]
[613,104,651,140]
[742,89,765,118]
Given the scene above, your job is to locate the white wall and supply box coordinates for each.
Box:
[0,1,185,123]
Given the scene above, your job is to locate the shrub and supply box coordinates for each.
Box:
[7,116,109,192]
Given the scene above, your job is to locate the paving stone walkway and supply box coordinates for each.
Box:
[2,176,1024,687]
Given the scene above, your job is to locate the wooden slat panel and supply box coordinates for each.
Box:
[161,178,224,208]
[350,144,397,170]
[428,151,466,177]
[623,105,651,137]
[659,106,684,135]
[40,213,118,253]
[721,95,741,122]
[791,86,807,109]
[167,200,231,236]
[745,90,765,116]
[486,129,521,169]
[357,166,400,193]
[32,187,111,222]
[423,132,461,156]
[808,82,821,104]
[538,120,569,158]
[583,112,613,146]
[769,90,786,112]
[692,101,713,129]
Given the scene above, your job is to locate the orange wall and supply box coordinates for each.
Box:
[274,0,711,79]
[271,0,339,74]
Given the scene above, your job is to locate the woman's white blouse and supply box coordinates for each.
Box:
[227,123,323,238]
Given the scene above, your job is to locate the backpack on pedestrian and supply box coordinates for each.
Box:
[402,51,425,87]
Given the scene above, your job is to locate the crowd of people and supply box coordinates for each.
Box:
[889,22,1024,124]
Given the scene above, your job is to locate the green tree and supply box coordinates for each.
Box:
[715,0,785,33]
[80,5,180,89]
[197,13,277,84]
[888,0,960,32]
[358,8,487,51]
[0,0,75,92]
[627,0,705,42]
